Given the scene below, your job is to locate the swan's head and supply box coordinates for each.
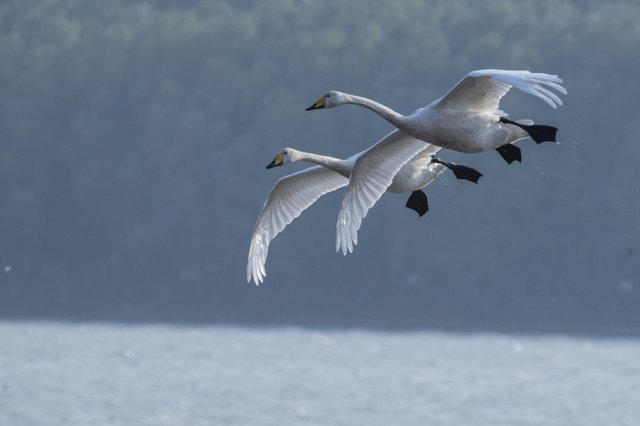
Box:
[266,148,297,169]
[305,90,347,111]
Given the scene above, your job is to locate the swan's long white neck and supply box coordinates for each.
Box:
[292,150,350,178]
[341,93,408,129]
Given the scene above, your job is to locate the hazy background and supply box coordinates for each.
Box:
[1,0,639,333]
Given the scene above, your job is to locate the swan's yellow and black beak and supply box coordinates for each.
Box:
[266,153,284,169]
[305,95,326,111]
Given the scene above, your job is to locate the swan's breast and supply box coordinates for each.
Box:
[411,110,501,153]
[387,158,446,193]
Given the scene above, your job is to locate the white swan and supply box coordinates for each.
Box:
[307,69,567,164]
[307,69,567,257]
[247,130,481,285]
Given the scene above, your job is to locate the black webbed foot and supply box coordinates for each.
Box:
[405,190,429,217]
[500,116,558,144]
[495,144,522,164]
[431,156,482,183]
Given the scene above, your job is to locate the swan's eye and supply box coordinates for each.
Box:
[326,93,331,98]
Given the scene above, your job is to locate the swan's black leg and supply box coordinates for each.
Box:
[500,116,558,144]
[431,157,482,183]
[405,190,429,217]
[495,144,522,164]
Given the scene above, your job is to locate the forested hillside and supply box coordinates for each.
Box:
[1,0,639,332]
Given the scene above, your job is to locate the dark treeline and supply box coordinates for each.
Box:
[1,0,639,333]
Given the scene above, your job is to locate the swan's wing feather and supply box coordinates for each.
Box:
[248,166,349,285]
[336,130,436,255]
[435,69,567,112]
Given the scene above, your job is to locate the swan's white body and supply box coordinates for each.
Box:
[309,69,567,153]
[248,131,446,285]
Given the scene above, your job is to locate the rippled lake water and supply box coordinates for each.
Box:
[1,321,639,426]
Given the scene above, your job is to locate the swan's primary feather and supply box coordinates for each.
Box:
[248,166,348,285]
[336,130,436,255]
[435,69,567,112]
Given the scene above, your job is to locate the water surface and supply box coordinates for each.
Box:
[1,321,638,425]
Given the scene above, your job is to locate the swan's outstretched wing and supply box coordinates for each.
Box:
[336,130,438,255]
[434,69,567,112]
[248,166,349,285]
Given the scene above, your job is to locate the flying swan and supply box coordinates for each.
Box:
[247,131,481,285]
[306,69,567,260]
[307,69,567,164]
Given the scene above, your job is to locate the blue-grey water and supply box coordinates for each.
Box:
[1,321,639,426]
